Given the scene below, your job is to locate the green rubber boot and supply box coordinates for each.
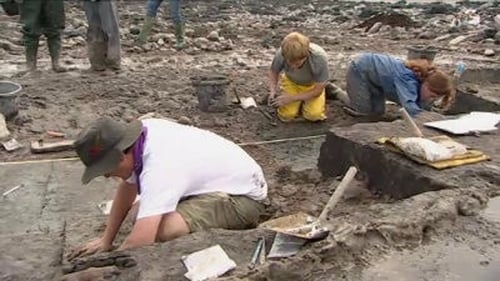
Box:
[48,37,67,72]
[25,39,39,72]
[174,23,185,50]
[137,16,155,45]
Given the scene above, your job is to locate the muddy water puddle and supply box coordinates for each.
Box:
[362,241,500,281]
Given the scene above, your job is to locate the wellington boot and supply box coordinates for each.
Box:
[137,16,156,45]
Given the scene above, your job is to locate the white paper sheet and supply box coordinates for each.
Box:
[424,112,500,135]
[182,245,236,281]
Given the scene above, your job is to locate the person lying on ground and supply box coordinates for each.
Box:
[68,117,268,259]
[338,52,455,117]
[268,32,329,122]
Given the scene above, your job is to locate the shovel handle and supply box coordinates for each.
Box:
[399,108,424,137]
[318,166,358,223]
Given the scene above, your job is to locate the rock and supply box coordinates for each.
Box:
[379,25,392,33]
[207,30,220,42]
[484,49,495,57]
[177,116,192,125]
[457,197,482,216]
[129,25,140,35]
[465,86,479,94]
[434,34,452,42]
[59,266,121,281]
[163,99,181,110]
[418,31,435,40]
[233,56,247,67]
[185,28,195,37]
[213,118,227,127]
[495,31,500,44]
[193,37,210,49]
[367,22,383,33]
[449,35,468,45]
[280,184,299,197]
[132,46,143,53]
[495,15,500,31]
[317,112,500,199]
[0,38,22,52]
[142,43,153,51]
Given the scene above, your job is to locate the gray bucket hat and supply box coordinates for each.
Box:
[74,117,142,184]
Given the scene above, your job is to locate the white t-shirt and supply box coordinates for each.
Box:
[127,119,268,219]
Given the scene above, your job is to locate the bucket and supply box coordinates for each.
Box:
[191,74,230,112]
[0,81,21,119]
[407,45,438,62]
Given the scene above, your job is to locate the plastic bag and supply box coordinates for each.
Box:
[393,137,466,162]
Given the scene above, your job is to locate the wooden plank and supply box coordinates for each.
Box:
[30,139,75,154]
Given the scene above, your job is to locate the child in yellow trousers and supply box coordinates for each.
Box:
[268,32,329,122]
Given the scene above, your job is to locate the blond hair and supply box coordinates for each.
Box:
[405,59,455,110]
[281,32,310,62]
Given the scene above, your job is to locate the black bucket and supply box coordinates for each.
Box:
[407,45,438,62]
[191,74,230,112]
[0,81,21,119]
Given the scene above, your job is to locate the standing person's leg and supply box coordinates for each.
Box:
[137,0,163,45]
[169,0,185,50]
[97,0,121,70]
[42,0,66,72]
[83,1,106,71]
[20,0,43,71]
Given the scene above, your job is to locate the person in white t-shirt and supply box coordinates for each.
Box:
[68,117,268,259]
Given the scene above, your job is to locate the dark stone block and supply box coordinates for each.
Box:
[317,112,500,199]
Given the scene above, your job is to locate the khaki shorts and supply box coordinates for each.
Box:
[176,192,266,232]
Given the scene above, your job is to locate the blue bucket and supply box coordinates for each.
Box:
[0,81,21,119]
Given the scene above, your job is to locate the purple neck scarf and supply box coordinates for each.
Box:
[132,126,148,194]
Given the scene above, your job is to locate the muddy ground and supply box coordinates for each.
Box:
[1,0,500,280]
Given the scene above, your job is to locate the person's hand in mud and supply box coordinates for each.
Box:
[267,90,277,106]
[67,237,114,261]
[271,93,297,107]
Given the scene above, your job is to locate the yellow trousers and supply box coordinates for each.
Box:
[277,74,326,122]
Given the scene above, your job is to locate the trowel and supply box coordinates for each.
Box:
[259,166,358,240]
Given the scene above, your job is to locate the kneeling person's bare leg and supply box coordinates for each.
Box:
[156,212,190,242]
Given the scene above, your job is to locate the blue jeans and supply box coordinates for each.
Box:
[146,0,182,24]
[346,61,386,115]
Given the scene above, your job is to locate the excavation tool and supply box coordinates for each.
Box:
[259,166,358,240]
[399,108,424,137]
[31,139,75,153]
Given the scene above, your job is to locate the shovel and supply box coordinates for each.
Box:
[259,166,358,240]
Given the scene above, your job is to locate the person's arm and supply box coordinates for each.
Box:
[268,69,279,100]
[268,49,284,103]
[293,49,329,102]
[291,82,328,101]
[67,180,137,260]
[118,215,162,250]
[117,166,188,250]
[102,180,138,246]
[394,77,423,117]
